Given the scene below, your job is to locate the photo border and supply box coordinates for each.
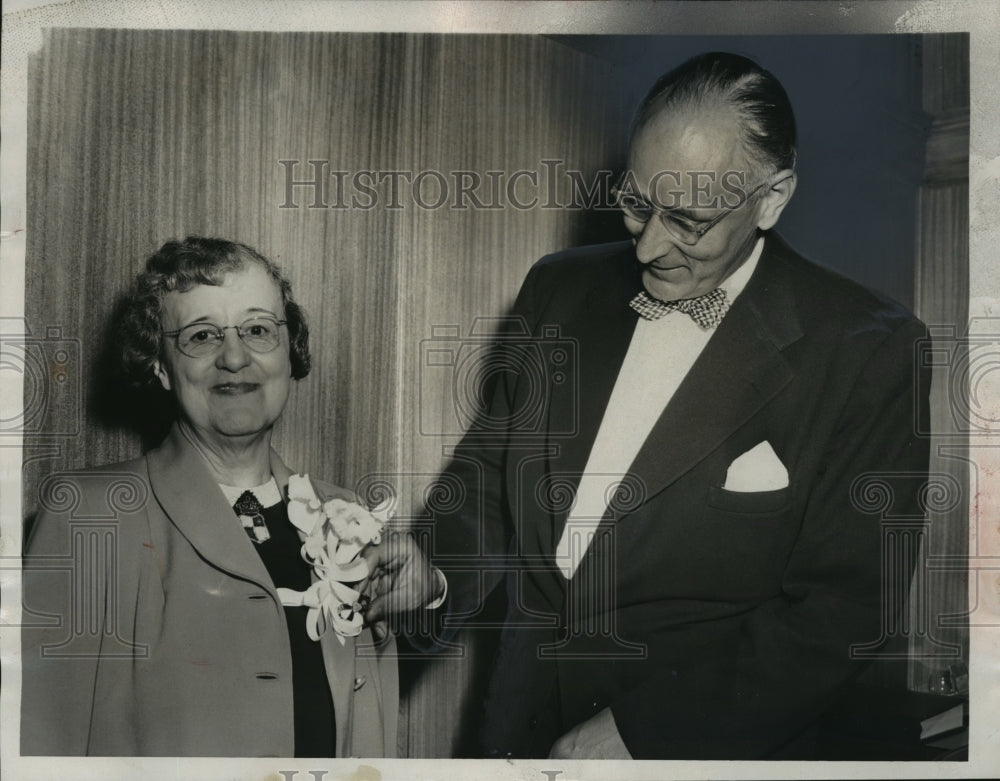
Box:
[2,2,997,780]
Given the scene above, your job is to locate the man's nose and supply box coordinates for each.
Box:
[215,328,252,371]
[633,216,677,264]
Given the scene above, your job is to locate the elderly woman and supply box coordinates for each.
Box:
[21,237,396,757]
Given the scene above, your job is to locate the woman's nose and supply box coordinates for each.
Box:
[215,327,252,371]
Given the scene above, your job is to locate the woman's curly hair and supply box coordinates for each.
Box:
[117,236,311,387]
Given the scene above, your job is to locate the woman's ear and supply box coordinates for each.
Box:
[756,171,797,231]
[152,359,172,392]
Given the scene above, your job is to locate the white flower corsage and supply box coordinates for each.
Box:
[277,474,387,644]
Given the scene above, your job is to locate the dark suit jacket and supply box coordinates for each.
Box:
[430,232,930,759]
[21,424,398,757]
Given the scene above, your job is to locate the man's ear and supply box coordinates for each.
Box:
[152,359,172,392]
[756,171,797,231]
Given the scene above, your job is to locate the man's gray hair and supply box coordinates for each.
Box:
[632,52,797,178]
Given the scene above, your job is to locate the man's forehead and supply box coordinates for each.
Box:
[629,101,749,177]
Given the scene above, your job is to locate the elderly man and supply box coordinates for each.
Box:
[367,52,930,760]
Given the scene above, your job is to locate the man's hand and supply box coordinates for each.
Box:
[548,707,633,759]
[360,531,443,632]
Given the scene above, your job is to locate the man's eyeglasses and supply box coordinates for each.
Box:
[163,316,287,359]
[612,176,784,246]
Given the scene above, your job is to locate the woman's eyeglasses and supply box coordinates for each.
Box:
[163,316,287,358]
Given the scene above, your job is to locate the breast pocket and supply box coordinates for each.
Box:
[706,484,792,514]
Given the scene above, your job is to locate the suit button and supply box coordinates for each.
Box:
[353,675,366,691]
[529,716,538,728]
[255,672,279,680]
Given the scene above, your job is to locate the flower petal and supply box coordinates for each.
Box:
[335,540,363,566]
[329,580,361,603]
[328,558,369,583]
[287,473,318,503]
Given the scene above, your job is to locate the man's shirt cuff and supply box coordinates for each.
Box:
[425,567,448,610]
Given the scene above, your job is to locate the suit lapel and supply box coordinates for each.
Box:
[540,247,641,555]
[147,425,276,593]
[546,247,642,477]
[617,237,804,517]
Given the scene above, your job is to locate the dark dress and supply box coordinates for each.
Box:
[253,500,337,758]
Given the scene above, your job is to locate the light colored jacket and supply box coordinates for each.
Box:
[21,425,398,757]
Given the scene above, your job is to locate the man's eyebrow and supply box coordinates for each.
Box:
[662,206,713,223]
[634,193,714,221]
[625,189,715,222]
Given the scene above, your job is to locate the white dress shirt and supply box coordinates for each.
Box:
[554,237,765,579]
[219,477,282,509]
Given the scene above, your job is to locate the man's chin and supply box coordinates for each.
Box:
[642,271,695,303]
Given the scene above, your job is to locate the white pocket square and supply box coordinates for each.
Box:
[723,441,788,492]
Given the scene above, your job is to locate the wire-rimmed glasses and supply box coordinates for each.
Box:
[612,176,786,245]
[163,316,288,358]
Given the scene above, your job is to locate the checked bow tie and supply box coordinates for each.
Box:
[629,288,730,329]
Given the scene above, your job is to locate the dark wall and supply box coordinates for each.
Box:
[549,35,928,310]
